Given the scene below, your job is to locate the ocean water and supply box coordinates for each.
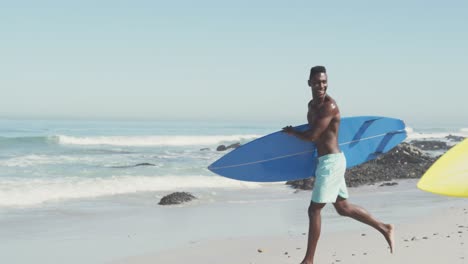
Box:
[0,119,466,209]
[0,119,274,208]
[1,119,467,264]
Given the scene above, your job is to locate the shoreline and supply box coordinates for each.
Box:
[1,179,467,264]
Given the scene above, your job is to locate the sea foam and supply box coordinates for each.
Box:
[0,175,261,207]
[57,135,261,147]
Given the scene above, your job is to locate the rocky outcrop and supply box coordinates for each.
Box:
[286,179,314,190]
[216,142,241,151]
[446,134,465,142]
[379,182,398,187]
[410,140,450,151]
[344,142,436,187]
[158,192,197,205]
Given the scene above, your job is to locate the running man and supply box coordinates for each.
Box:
[282,66,394,264]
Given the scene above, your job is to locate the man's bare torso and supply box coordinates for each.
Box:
[307,95,341,156]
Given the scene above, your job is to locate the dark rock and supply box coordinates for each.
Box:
[134,163,156,167]
[200,148,210,151]
[410,140,449,150]
[158,192,196,205]
[446,134,465,142]
[227,142,241,149]
[216,145,227,151]
[286,178,314,190]
[216,142,241,151]
[379,182,398,187]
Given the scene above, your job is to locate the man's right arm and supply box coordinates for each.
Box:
[283,102,336,142]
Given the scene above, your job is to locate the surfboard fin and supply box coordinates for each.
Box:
[350,117,384,146]
[368,130,407,159]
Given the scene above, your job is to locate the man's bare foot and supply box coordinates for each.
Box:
[382,224,395,253]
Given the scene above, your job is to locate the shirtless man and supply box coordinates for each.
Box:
[282,66,394,264]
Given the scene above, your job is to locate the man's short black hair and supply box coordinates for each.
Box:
[309,66,326,79]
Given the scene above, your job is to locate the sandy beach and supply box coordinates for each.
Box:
[114,204,468,264]
[3,178,467,264]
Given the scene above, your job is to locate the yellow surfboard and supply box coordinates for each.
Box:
[417,139,468,197]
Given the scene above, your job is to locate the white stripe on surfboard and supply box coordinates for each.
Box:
[209,130,406,170]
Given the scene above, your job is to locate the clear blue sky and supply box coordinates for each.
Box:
[1,0,467,126]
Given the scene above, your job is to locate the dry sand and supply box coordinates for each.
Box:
[114,205,468,264]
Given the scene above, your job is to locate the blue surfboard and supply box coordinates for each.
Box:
[208,116,407,182]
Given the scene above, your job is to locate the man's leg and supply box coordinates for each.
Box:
[333,196,394,253]
[301,202,326,264]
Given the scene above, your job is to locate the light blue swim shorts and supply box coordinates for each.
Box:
[311,152,349,203]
